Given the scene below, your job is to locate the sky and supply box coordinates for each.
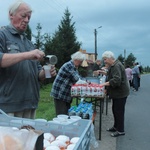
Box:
[1,0,150,66]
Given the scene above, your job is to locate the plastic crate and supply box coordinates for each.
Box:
[0,109,92,150]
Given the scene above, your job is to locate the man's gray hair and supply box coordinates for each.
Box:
[8,0,32,19]
[102,51,115,59]
[71,51,86,61]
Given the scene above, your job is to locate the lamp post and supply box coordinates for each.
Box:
[94,26,102,61]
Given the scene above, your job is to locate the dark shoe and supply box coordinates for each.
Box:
[133,89,137,92]
[107,127,116,132]
[111,131,125,137]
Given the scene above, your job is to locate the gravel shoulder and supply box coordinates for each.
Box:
[90,99,116,150]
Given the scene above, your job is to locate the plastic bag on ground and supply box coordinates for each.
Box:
[90,123,99,149]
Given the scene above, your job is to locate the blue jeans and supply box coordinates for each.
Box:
[133,74,139,91]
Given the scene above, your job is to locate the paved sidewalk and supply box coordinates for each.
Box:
[90,99,116,150]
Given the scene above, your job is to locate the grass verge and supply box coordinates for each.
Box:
[36,84,55,120]
[36,83,77,121]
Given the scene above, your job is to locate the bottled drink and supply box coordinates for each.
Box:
[82,110,90,119]
[68,106,76,116]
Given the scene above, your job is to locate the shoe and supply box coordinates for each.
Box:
[133,89,137,92]
[111,131,125,137]
[106,127,116,132]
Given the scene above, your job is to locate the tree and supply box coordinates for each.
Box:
[25,25,32,41]
[33,23,45,50]
[125,53,136,67]
[45,31,64,65]
[44,33,52,55]
[143,66,150,72]
[117,54,124,65]
[45,8,81,68]
[117,53,137,67]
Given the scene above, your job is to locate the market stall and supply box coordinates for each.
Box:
[71,77,105,140]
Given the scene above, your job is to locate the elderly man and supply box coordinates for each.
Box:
[0,1,56,118]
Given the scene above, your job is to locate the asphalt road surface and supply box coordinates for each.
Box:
[116,74,150,150]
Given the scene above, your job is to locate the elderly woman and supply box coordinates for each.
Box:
[51,51,86,116]
[100,51,129,137]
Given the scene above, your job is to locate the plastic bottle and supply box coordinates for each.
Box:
[100,75,106,84]
[76,110,83,118]
[86,103,93,119]
[68,106,76,116]
[82,108,90,119]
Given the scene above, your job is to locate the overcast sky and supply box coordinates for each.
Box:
[1,0,150,66]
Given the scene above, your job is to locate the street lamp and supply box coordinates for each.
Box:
[94,26,102,61]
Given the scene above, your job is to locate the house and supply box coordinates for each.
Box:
[79,49,96,77]
[79,49,96,66]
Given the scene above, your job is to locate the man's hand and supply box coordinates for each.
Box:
[28,49,45,61]
[50,65,57,77]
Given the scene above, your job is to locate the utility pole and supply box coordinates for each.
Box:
[94,26,102,61]
[94,29,97,61]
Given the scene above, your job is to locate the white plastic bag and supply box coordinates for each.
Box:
[76,78,88,84]
[0,126,40,150]
[90,124,99,149]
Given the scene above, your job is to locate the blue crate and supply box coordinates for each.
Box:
[0,109,92,150]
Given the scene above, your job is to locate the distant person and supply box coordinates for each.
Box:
[93,59,101,71]
[132,62,140,91]
[94,63,109,80]
[125,65,133,87]
[0,0,56,119]
[93,59,102,76]
[51,51,86,116]
[100,51,129,137]
[136,62,142,88]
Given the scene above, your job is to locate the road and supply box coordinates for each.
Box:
[116,74,150,150]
